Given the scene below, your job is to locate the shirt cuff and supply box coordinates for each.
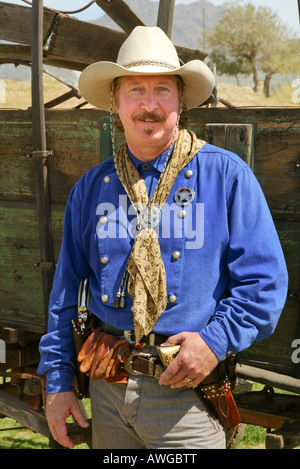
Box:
[45,368,74,394]
[199,320,233,361]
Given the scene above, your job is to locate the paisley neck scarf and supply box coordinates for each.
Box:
[114,129,206,342]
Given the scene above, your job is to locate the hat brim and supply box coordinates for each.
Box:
[78,60,215,111]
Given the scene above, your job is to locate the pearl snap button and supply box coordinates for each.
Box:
[168,295,177,303]
[99,216,108,224]
[178,209,187,219]
[185,170,193,179]
[100,257,109,264]
[172,251,180,260]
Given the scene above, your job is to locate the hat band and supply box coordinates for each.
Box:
[121,59,178,70]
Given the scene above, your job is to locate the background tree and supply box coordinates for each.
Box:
[206,0,298,95]
[208,51,251,86]
[259,37,299,97]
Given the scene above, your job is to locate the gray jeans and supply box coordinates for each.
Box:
[89,374,226,449]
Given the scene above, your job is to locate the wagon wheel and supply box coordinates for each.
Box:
[226,423,246,449]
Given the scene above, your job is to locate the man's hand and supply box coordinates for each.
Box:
[45,391,89,449]
[158,332,219,388]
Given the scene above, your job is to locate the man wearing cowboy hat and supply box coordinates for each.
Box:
[38,26,288,449]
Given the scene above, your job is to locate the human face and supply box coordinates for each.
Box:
[115,75,180,160]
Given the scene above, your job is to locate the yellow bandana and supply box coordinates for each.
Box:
[114,129,206,342]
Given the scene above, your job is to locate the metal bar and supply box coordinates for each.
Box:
[27,150,54,158]
[31,0,54,328]
[44,89,81,109]
[0,57,76,92]
[0,426,27,432]
[34,261,57,270]
[20,0,96,15]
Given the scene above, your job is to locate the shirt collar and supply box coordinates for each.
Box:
[127,144,175,174]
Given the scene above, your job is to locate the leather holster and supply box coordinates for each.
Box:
[194,356,241,429]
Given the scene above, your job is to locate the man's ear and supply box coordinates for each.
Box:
[179,96,184,114]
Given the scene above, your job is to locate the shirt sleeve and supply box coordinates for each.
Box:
[200,165,288,361]
[37,181,91,394]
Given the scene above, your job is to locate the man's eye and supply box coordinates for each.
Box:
[156,87,171,95]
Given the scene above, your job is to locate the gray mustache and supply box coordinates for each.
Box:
[132,112,166,122]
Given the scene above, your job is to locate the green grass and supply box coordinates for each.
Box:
[0,418,50,449]
[0,419,91,449]
[236,382,266,449]
[236,424,267,449]
[0,398,91,449]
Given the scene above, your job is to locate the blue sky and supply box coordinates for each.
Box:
[5,0,300,35]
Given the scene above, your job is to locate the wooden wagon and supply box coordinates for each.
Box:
[0,0,299,449]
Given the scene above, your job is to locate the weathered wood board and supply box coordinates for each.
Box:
[0,1,206,72]
[0,109,105,332]
[0,107,299,377]
[189,108,300,377]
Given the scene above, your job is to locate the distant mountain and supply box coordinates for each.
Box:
[91,0,227,50]
[173,0,227,49]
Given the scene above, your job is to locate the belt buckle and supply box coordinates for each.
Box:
[124,350,156,376]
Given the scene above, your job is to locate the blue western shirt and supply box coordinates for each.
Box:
[38,143,288,394]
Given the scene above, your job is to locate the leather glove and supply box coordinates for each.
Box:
[77,330,141,382]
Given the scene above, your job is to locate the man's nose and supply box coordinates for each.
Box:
[140,91,158,111]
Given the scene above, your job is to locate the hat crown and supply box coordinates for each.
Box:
[117,26,180,70]
[79,26,215,111]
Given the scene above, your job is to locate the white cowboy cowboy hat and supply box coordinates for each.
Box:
[78,26,215,110]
